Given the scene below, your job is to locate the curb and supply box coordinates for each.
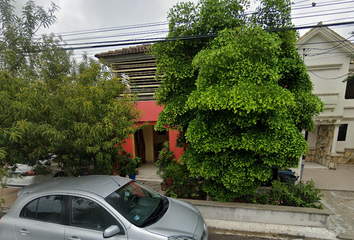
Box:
[206,219,338,240]
[182,199,337,239]
[209,228,334,240]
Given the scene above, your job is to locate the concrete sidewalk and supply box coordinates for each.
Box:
[302,162,354,191]
[137,162,354,239]
[302,162,354,239]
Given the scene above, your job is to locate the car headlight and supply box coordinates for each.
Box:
[168,236,196,240]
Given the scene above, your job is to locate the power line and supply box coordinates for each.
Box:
[292,0,354,10]
[32,0,354,41]
[292,6,354,16]
[292,0,310,5]
[60,21,354,51]
[303,35,353,56]
[63,29,169,42]
[308,69,354,80]
[297,40,354,45]
[296,17,354,27]
[54,21,169,37]
[292,10,354,19]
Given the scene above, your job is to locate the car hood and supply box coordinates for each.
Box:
[146,198,199,237]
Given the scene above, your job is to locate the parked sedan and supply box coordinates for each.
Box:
[0,175,208,240]
[2,160,63,187]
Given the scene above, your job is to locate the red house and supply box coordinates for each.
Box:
[95,44,184,164]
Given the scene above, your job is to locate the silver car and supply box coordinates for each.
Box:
[0,175,208,240]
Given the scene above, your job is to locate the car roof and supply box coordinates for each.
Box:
[17,175,132,198]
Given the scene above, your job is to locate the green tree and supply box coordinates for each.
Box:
[151,0,323,201]
[0,0,60,79]
[0,0,140,175]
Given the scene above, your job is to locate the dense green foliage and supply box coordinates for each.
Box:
[151,0,323,201]
[0,0,140,175]
[155,142,206,200]
[247,180,323,208]
[157,144,322,209]
[155,141,175,179]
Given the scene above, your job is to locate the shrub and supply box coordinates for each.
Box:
[113,150,141,177]
[240,179,323,208]
[155,141,175,180]
[156,143,322,208]
[165,159,206,200]
[155,142,206,199]
[270,179,323,208]
[0,167,7,209]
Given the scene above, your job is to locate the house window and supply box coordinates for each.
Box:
[345,79,354,99]
[337,124,348,141]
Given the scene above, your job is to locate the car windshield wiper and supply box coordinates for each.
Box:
[140,197,169,227]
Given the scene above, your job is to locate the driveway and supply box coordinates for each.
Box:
[0,186,19,211]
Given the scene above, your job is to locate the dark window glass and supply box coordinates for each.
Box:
[20,195,63,224]
[70,197,119,231]
[345,79,354,99]
[20,199,38,219]
[36,196,64,223]
[337,124,348,141]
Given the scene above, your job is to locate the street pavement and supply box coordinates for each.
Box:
[302,163,354,239]
[1,162,354,240]
[139,162,354,239]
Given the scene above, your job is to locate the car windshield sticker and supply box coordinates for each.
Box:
[134,215,140,221]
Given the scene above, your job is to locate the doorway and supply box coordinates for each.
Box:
[134,125,169,163]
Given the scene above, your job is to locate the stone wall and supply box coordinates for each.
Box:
[315,125,333,167]
[306,125,354,166]
[333,149,354,164]
[306,148,317,162]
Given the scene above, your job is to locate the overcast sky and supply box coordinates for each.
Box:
[13,0,354,60]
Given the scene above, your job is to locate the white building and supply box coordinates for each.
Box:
[297,23,354,167]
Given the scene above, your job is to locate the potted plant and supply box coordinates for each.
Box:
[127,157,141,180]
[114,151,141,178]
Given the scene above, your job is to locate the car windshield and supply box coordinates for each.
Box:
[105,181,168,227]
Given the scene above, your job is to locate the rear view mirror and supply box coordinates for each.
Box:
[103,225,122,238]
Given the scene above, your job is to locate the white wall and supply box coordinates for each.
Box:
[297,29,354,152]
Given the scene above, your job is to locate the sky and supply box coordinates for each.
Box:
[13,0,354,60]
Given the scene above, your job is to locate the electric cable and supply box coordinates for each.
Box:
[292,0,354,10]
[55,21,169,37]
[292,6,354,16]
[34,21,352,51]
[33,0,354,40]
[292,10,354,19]
[307,69,354,80]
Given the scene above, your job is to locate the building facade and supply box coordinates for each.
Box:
[96,24,354,167]
[95,44,184,164]
[297,23,354,167]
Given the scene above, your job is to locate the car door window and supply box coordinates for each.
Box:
[19,198,37,220]
[70,196,121,231]
[20,195,64,224]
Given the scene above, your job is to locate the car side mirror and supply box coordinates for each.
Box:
[103,225,123,238]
